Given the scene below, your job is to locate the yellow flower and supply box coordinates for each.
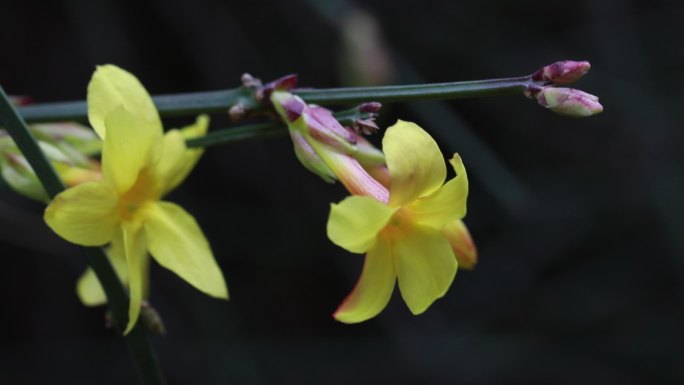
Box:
[75,115,210,307]
[44,65,228,333]
[327,120,468,323]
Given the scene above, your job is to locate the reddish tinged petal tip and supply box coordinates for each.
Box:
[260,74,299,101]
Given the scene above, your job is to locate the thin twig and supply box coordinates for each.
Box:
[17,76,534,123]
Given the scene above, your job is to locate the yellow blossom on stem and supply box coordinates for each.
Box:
[44,65,227,334]
[327,120,468,323]
[75,115,210,307]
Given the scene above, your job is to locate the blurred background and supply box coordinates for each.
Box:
[1,0,683,384]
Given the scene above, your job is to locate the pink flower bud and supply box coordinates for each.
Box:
[271,91,389,202]
[358,102,382,113]
[270,91,306,122]
[535,87,603,117]
[532,60,591,85]
[259,74,298,101]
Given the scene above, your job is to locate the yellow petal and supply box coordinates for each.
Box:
[407,154,468,228]
[102,106,161,194]
[87,64,162,139]
[395,224,457,315]
[163,115,210,193]
[334,237,396,323]
[76,230,129,306]
[143,202,228,299]
[179,114,210,140]
[44,181,118,246]
[327,195,398,254]
[123,221,147,335]
[383,120,447,206]
[152,130,187,195]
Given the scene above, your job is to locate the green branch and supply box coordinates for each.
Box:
[0,86,166,385]
[17,76,534,123]
[295,77,531,104]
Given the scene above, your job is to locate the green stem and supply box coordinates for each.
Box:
[0,86,166,385]
[186,121,284,148]
[17,76,534,123]
[295,76,531,104]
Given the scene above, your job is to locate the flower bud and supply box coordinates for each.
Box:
[358,102,382,114]
[1,150,47,201]
[306,106,358,151]
[271,91,306,123]
[441,219,478,269]
[535,87,603,117]
[0,136,102,202]
[532,60,591,85]
[141,301,167,336]
[258,74,298,102]
[31,122,102,158]
[271,91,389,202]
[289,130,336,183]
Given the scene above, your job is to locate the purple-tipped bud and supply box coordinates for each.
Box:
[272,91,357,154]
[532,60,591,85]
[270,91,307,122]
[535,87,603,117]
[259,74,298,101]
[358,101,382,114]
[270,90,389,202]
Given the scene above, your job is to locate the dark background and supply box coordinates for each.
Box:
[1,0,683,384]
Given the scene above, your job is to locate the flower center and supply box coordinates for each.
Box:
[380,208,414,241]
[118,169,160,220]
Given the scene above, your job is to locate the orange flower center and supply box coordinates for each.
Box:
[379,208,414,241]
[118,169,160,220]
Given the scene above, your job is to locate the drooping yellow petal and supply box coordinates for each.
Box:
[123,222,147,335]
[44,181,118,246]
[328,195,398,254]
[143,202,228,299]
[102,106,161,194]
[87,64,162,139]
[162,115,210,194]
[383,120,446,206]
[395,224,457,315]
[407,154,468,228]
[334,237,396,323]
[76,230,129,306]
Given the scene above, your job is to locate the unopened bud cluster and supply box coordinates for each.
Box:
[0,121,102,201]
[527,60,602,117]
